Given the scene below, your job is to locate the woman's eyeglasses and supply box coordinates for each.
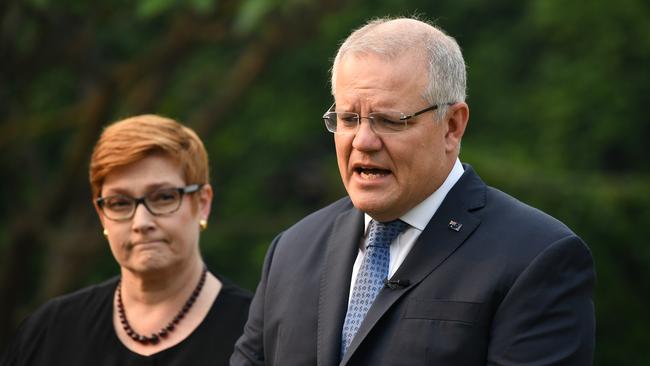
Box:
[96,184,203,221]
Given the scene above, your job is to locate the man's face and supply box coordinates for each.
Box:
[333,53,462,221]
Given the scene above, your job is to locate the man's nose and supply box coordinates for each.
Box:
[352,118,382,151]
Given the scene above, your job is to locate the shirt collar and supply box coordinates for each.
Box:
[364,158,465,232]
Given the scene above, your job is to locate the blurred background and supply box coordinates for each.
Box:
[1,0,648,364]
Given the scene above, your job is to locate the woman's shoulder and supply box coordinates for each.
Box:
[209,273,252,326]
[17,276,118,335]
[38,276,119,315]
[187,273,251,357]
[216,275,253,305]
[1,277,119,365]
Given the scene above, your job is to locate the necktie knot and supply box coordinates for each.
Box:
[366,219,408,248]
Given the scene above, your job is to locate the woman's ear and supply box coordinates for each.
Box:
[198,184,213,219]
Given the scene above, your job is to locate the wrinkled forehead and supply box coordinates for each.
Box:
[334,51,429,96]
[339,48,427,71]
[333,46,429,96]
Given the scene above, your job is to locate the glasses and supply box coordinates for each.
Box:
[322,102,455,134]
[96,184,203,221]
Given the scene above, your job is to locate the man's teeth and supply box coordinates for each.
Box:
[358,167,389,178]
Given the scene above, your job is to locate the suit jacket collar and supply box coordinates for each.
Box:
[317,204,364,366]
[318,165,487,366]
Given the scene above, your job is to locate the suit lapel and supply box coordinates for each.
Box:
[317,205,364,366]
[340,165,486,365]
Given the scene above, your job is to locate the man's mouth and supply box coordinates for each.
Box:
[355,166,391,179]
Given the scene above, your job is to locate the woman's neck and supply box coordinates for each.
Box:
[119,258,204,305]
[113,258,223,355]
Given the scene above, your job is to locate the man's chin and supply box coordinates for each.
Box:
[349,194,400,221]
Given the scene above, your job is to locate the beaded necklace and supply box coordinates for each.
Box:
[116,267,207,345]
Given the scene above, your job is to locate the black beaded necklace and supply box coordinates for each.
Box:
[116,267,207,345]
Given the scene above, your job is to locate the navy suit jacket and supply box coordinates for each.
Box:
[231,165,595,365]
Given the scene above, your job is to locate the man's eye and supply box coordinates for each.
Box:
[340,116,358,125]
[373,114,400,125]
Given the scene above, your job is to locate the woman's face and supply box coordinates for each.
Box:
[97,154,212,275]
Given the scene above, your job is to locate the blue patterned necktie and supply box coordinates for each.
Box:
[340,219,408,357]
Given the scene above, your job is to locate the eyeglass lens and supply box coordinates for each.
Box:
[324,111,407,134]
[101,188,183,220]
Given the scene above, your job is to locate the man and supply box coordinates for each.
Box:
[231,17,595,366]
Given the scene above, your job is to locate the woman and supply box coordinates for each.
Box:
[1,115,252,365]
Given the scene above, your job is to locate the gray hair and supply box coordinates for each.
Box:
[330,17,467,119]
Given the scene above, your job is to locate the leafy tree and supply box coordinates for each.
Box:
[1,0,648,364]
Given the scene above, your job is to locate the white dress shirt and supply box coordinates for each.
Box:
[348,158,465,302]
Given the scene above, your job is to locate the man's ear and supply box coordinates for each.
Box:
[444,102,469,153]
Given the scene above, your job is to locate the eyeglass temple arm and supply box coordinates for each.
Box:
[400,102,456,120]
[182,184,202,194]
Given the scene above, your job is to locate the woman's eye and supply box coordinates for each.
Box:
[106,197,132,210]
[149,190,178,202]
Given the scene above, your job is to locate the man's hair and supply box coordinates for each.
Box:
[330,17,467,119]
[89,114,209,198]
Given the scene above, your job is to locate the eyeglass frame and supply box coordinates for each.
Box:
[96,184,204,221]
[322,102,456,134]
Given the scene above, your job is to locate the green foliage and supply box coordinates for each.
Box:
[235,0,274,34]
[137,0,217,18]
[1,0,648,364]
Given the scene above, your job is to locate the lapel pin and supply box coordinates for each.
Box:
[448,220,462,232]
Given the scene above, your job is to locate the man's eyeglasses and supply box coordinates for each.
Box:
[96,184,203,221]
[322,102,455,134]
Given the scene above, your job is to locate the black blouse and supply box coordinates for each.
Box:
[1,274,252,366]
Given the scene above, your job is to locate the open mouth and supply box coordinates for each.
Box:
[355,166,391,179]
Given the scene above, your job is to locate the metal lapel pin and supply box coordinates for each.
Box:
[448,220,462,232]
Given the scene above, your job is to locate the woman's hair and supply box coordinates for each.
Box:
[89,114,209,198]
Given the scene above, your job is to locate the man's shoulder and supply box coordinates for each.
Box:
[273,196,356,246]
[288,196,355,230]
[456,164,575,238]
[483,184,577,241]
